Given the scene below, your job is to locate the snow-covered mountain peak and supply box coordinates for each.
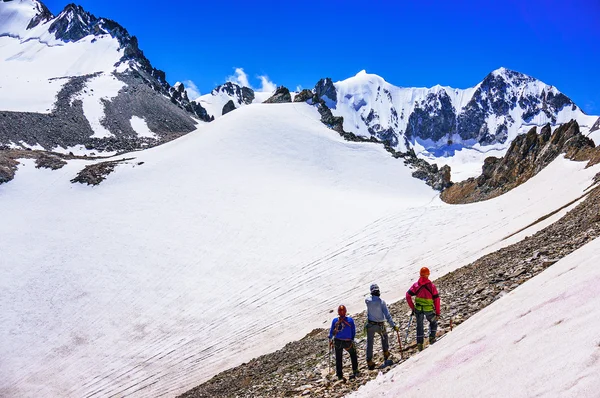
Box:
[321,67,597,157]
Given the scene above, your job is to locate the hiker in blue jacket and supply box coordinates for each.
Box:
[329,305,359,380]
[365,283,398,369]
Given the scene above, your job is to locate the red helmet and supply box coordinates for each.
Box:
[337,305,347,317]
[420,267,430,278]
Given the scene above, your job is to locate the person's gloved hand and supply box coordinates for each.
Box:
[434,314,440,322]
[393,325,399,332]
[411,309,415,316]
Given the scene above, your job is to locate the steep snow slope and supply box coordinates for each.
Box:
[0,103,599,397]
[348,237,600,398]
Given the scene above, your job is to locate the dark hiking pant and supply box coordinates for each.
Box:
[416,310,438,344]
[334,339,358,378]
[366,322,389,362]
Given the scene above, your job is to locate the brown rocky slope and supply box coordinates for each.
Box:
[442,120,600,204]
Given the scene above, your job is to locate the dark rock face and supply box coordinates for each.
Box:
[169,82,212,122]
[26,0,53,29]
[406,91,456,142]
[222,100,236,115]
[442,120,598,203]
[314,78,337,106]
[590,117,600,133]
[263,86,292,104]
[212,82,255,105]
[293,89,314,103]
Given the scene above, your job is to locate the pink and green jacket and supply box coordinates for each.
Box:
[406,277,440,315]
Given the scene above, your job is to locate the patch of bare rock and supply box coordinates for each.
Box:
[70,157,135,186]
[179,182,600,398]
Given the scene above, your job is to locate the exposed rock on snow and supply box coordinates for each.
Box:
[180,183,600,398]
[70,157,135,186]
[35,153,67,170]
[222,100,236,115]
[294,89,314,103]
[442,120,600,203]
[264,86,292,103]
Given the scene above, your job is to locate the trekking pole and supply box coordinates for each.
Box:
[396,330,404,360]
[328,340,332,375]
[404,314,413,345]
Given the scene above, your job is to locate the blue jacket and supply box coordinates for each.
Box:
[365,295,395,328]
[329,316,356,340]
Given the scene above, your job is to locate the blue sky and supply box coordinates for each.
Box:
[44,0,599,113]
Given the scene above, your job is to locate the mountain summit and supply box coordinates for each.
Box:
[0,0,210,153]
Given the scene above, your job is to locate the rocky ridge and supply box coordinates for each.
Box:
[179,179,600,398]
[264,86,292,103]
[442,120,600,204]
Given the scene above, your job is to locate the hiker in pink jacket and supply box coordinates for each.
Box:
[406,267,441,351]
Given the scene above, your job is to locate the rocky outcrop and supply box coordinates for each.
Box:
[222,100,236,115]
[0,153,18,184]
[442,120,599,204]
[212,82,255,105]
[263,86,292,104]
[314,78,337,106]
[35,153,66,170]
[180,183,600,397]
[294,89,314,103]
[70,157,135,186]
[169,83,213,122]
[590,117,600,133]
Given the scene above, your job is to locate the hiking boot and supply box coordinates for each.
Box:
[429,336,436,345]
[349,372,360,380]
[337,375,346,382]
[383,350,390,360]
[417,343,424,351]
[367,360,376,370]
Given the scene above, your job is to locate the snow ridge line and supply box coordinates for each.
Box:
[0,32,65,48]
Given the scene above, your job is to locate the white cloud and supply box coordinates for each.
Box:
[182,80,201,100]
[258,75,277,93]
[227,68,251,88]
[296,85,303,92]
[225,68,278,93]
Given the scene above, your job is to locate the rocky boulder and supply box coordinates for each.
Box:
[293,89,314,103]
[263,86,292,104]
[222,100,236,115]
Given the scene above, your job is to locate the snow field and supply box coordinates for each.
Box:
[348,237,600,398]
[0,103,599,397]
